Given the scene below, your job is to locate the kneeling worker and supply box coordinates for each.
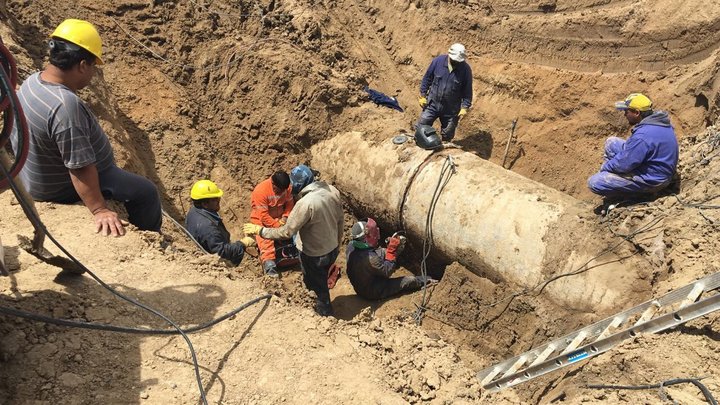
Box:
[185,180,256,265]
[346,218,436,300]
[243,165,344,316]
[250,171,295,277]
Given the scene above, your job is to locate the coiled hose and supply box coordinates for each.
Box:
[0,37,29,190]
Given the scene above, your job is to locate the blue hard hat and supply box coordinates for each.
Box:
[290,165,314,194]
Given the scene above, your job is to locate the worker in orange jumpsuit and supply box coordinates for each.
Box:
[250,171,295,277]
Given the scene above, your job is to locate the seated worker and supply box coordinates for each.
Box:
[346,218,436,300]
[587,93,679,201]
[9,19,162,236]
[185,180,255,265]
[250,171,296,277]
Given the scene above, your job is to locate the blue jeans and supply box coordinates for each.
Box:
[61,165,162,231]
[587,137,670,198]
[300,247,339,314]
[416,101,460,141]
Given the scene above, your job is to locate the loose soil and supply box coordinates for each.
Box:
[1,0,720,403]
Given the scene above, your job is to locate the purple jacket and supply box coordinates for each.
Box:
[601,112,678,186]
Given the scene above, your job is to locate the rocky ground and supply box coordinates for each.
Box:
[2,0,720,403]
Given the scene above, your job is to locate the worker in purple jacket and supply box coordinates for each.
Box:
[588,93,678,199]
[416,43,473,142]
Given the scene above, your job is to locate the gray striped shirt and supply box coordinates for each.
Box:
[10,72,115,201]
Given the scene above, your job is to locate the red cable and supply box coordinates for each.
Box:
[0,37,29,190]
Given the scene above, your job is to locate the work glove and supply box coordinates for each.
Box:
[385,236,403,262]
[243,223,263,236]
[240,236,256,248]
[418,96,428,109]
[458,108,468,118]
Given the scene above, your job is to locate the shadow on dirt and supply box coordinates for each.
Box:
[455,129,493,160]
[0,276,238,403]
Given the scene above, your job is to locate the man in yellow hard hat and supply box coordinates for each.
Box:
[9,19,161,237]
[587,93,678,203]
[185,180,256,265]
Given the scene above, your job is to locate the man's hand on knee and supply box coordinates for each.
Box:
[93,208,126,237]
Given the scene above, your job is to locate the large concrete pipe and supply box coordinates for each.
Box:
[312,132,653,312]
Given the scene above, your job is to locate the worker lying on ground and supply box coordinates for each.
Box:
[250,171,297,278]
[9,19,162,236]
[185,180,255,266]
[244,165,344,316]
[587,93,679,204]
[416,43,473,143]
[346,218,436,300]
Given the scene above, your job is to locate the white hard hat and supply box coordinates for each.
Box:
[448,43,466,62]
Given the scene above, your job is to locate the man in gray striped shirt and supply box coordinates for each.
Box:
[10,19,161,236]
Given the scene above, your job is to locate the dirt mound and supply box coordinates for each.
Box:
[2,0,720,403]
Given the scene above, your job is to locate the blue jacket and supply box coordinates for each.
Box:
[185,206,246,265]
[420,55,473,113]
[601,112,679,186]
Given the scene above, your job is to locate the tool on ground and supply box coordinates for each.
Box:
[477,271,720,392]
[392,135,409,145]
[501,119,518,169]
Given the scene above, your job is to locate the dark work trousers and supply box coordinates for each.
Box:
[417,101,460,141]
[363,276,425,301]
[300,247,339,315]
[61,165,162,232]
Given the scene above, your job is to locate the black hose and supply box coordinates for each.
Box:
[587,378,718,405]
[0,294,271,335]
[0,137,210,405]
[414,154,455,325]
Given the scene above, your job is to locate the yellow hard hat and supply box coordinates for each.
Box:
[51,19,104,65]
[190,180,224,200]
[614,93,653,112]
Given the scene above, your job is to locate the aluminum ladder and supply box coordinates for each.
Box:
[477,271,720,392]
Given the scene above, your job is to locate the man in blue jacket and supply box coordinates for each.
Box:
[416,43,473,142]
[185,180,255,265]
[588,93,678,199]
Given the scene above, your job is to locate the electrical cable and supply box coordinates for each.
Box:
[0,294,271,335]
[161,209,208,254]
[0,44,30,189]
[0,159,210,404]
[586,378,718,405]
[413,154,455,325]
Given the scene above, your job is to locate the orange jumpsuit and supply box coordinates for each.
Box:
[250,178,295,262]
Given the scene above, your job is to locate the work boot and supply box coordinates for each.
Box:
[263,260,279,278]
[315,300,334,317]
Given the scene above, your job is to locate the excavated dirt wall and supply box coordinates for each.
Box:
[1,0,720,403]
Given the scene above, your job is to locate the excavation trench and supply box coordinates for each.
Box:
[313,132,654,313]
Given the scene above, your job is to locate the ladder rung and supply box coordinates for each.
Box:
[480,367,502,386]
[634,301,661,326]
[561,331,587,355]
[500,356,528,379]
[596,316,623,341]
[529,344,556,367]
[679,283,705,309]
